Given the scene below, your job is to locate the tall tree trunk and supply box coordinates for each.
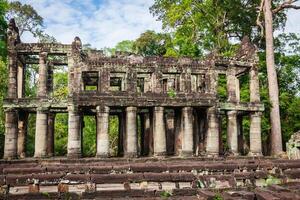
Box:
[264,0,283,156]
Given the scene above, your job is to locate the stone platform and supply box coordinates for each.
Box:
[1,157,300,199]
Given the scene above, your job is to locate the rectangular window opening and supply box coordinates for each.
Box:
[217,74,227,101]
[82,71,99,91]
[162,73,180,93]
[24,63,38,97]
[162,78,168,93]
[110,77,122,91]
[52,65,68,99]
[239,74,250,102]
[137,78,145,93]
[191,74,206,92]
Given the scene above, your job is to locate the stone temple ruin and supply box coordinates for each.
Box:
[3,19,300,200]
[3,19,265,160]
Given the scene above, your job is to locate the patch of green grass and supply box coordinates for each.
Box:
[160,190,172,198]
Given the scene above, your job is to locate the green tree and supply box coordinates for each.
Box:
[115,40,134,52]
[133,30,173,56]
[0,0,8,57]
[257,0,300,155]
[0,0,8,158]
[102,40,134,55]
[6,1,43,36]
[150,0,289,56]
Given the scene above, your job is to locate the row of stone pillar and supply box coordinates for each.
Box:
[3,110,56,159]
[66,106,220,158]
[227,111,262,155]
[3,107,261,159]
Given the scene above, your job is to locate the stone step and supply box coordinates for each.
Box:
[3,185,300,200]
[2,159,300,175]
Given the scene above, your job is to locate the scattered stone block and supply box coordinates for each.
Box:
[58,183,69,193]
[85,182,96,193]
[28,184,39,193]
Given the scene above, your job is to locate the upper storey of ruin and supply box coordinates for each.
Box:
[5,18,263,112]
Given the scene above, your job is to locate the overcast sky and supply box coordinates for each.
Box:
[19,0,300,49]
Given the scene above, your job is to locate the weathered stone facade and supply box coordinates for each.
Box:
[287,131,300,160]
[3,19,265,159]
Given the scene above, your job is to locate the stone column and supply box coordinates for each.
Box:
[250,67,260,103]
[96,106,110,158]
[67,53,75,94]
[3,110,18,159]
[249,112,262,156]
[47,113,55,157]
[37,52,48,98]
[174,109,182,155]
[125,107,137,157]
[181,107,193,156]
[249,67,262,156]
[235,77,240,102]
[17,62,25,98]
[17,112,28,158]
[8,51,18,98]
[208,67,218,95]
[34,110,48,158]
[206,107,219,156]
[47,62,54,95]
[226,67,238,102]
[153,107,166,156]
[227,111,238,155]
[67,109,82,158]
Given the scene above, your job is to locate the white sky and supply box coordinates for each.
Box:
[18,0,300,49]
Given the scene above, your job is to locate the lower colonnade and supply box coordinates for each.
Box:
[3,105,263,159]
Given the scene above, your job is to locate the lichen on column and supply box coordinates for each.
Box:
[96,106,110,158]
[206,107,219,156]
[4,109,18,159]
[37,51,48,98]
[17,112,28,158]
[227,110,238,155]
[125,106,138,157]
[181,107,193,156]
[153,107,166,156]
[249,112,262,156]
[67,107,82,158]
[34,109,48,158]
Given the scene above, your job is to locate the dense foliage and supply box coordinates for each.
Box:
[0,0,8,158]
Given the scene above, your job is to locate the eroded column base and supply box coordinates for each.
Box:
[248,152,263,157]
[67,153,82,159]
[154,152,167,157]
[180,151,193,157]
[206,152,219,158]
[124,152,138,158]
[96,153,109,158]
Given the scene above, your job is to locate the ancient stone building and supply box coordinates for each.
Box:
[3,19,264,159]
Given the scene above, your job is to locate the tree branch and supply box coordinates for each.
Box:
[273,0,300,14]
[256,0,265,38]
